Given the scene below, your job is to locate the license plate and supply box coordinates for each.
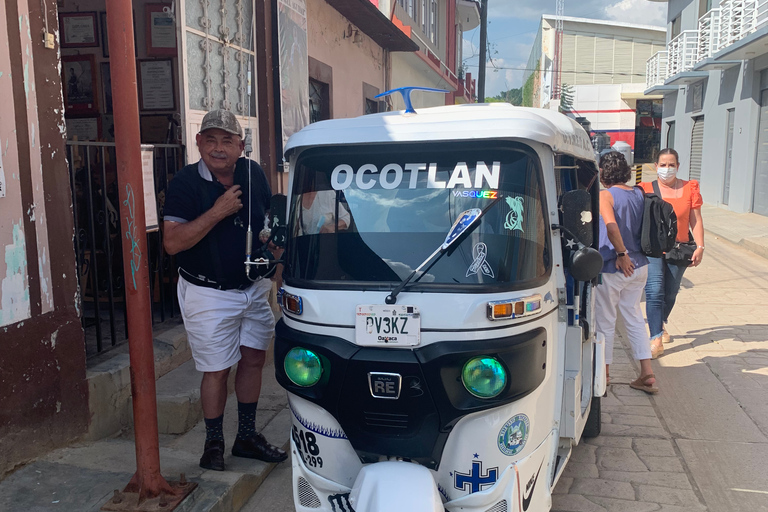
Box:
[355,304,420,346]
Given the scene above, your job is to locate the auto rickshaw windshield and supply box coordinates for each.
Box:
[285,141,551,289]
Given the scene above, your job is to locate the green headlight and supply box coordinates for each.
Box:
[284,347,323,387]
[462,356,507,398]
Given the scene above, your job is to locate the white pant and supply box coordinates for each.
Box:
[595,266,651,364]
[178,276,275,372]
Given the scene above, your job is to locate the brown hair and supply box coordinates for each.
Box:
[656,148,680,165]
[599,151,631,187]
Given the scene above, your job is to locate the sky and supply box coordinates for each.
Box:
[462,0,668,98]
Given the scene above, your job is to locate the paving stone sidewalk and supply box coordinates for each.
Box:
[551,333,708,512]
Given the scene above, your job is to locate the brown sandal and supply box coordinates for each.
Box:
[630,374,659,395]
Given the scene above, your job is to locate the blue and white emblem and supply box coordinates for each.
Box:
[504,196,524,232]
[498,414,530,456]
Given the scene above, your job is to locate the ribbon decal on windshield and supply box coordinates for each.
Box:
[466,242,495,278]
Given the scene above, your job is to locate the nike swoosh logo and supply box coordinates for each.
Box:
[522,460,544,511]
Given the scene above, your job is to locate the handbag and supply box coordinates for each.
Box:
[665,234,697,266]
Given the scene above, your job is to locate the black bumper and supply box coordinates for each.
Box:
[274,319,547,468]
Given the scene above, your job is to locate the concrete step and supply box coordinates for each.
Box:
[84,321,192,441]
[155,359,236,435]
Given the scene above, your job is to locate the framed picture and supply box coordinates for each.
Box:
[100,11,138,58]
[140,114,172,143]
[145,4,177,56]
[100,62,113,114]
[62,55,99,114]
[59,12,99,48]
[138,59,175,111]
[65,116,101,141]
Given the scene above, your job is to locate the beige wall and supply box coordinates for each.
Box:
[389,51,449,110]
[307,0,385,119]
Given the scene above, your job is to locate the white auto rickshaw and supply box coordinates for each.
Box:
[271,99,606,512]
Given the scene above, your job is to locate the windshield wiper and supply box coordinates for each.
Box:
[385,196,502,304]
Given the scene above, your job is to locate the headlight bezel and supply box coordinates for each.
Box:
[461,355,508,399]
[284,347,323,387]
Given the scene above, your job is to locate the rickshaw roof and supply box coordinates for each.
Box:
[284,103,596,161]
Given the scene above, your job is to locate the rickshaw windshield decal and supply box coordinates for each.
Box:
[330,161,500,191]
[498,414,530,456]
[504,196,525,232]
[466,243,495,278]
[285,143,551,287]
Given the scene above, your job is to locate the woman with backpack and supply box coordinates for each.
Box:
[596,152,658,394]
[640,148,705,358]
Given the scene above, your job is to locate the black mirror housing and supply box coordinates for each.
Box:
[560,190,593,247]
[569,247,603,282]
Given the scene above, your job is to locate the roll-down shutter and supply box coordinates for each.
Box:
[689,116,704,181]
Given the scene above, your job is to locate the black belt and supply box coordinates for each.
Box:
[179,267,256,291]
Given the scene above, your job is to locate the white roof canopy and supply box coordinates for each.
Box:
[284,103,595,161]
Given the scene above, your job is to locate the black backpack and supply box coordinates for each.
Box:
[640,181,678,257]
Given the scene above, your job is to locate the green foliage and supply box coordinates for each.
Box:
[559,83,574,113]
[484,88,522,105]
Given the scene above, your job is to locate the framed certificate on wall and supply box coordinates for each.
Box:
[138,59,175,111]
[60,12,99,48]
[145,4,177,56]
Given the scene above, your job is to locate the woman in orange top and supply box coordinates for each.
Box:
[640,148,705,358]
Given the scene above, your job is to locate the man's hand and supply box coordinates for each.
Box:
[211,185,243,220]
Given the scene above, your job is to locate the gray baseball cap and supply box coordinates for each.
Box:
[199,109,243,138]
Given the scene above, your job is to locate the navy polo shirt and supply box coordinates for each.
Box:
[164,157,271,287]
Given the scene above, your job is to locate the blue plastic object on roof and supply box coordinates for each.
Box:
[375,86,451,114]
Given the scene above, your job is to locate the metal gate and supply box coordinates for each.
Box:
[689,116,704,181]
[67,142,185,357]
[754,90,768,216]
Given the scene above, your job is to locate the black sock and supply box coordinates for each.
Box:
[204,414,224,443]
[236,401,258,440]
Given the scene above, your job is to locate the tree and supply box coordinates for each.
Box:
[484,88,522,105]
[559,83,574,113]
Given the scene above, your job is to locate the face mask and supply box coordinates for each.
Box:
[657,166,678,181]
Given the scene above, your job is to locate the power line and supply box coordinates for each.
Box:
[462,64,647,77]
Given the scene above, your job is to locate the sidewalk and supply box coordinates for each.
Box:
[0,360,290,512]
[699,204,768,260]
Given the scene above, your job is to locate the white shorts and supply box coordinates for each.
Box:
[177,276,275,372]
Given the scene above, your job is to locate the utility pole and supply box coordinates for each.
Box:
[477,0,488,103]
[100,1,196,509]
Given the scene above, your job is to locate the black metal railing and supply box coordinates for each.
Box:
[66,142,185,358]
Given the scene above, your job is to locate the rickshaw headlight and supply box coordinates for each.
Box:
[284,347,323,387]
[461,356,507,398]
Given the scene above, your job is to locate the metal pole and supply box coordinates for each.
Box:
[101,2,196,508]
[477,0,488,103]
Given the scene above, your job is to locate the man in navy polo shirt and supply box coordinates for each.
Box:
[163,109,287,471]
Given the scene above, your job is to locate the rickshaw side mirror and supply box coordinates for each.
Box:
[569,246,603,282]
[560,190,593,247]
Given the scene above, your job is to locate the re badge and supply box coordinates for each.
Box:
[368,372,402,399]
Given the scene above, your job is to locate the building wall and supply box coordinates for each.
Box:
[525,16,664,109]
[558,22,665,87]
[0,0,89,477]
[572,84,643,147]
[661,59,763,213]
[307,0,386,119]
